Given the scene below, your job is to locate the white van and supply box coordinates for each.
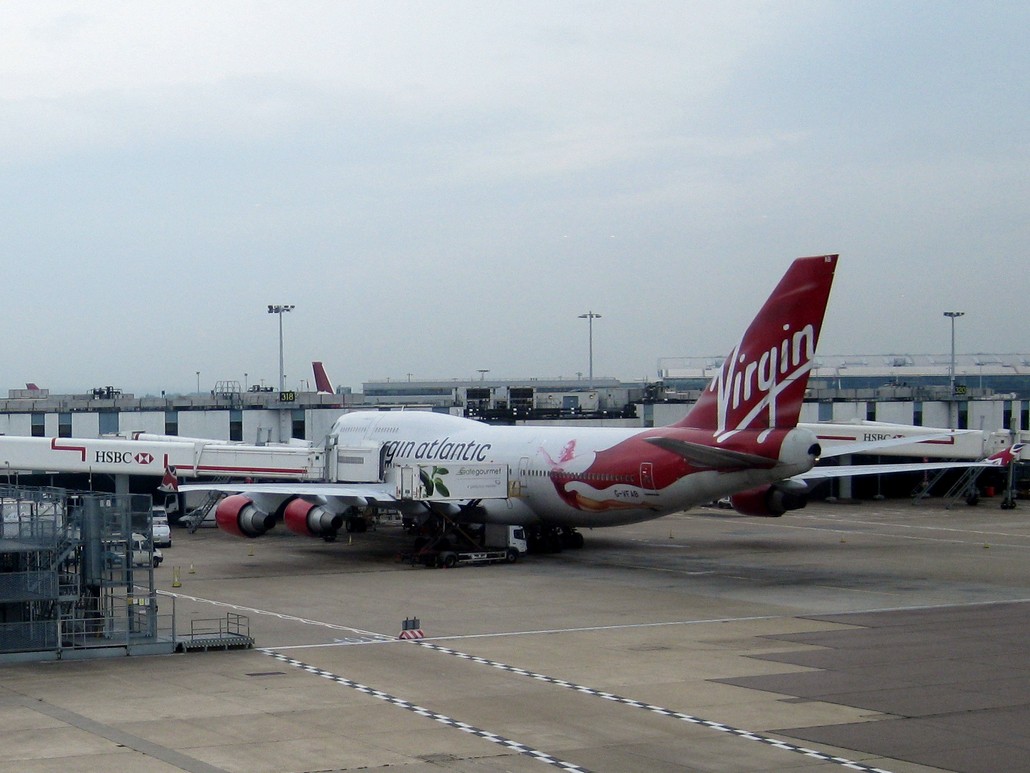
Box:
[105,534,163,569]
[152,507,172,547]
[131,534,164,568]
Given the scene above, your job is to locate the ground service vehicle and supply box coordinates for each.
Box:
[151,507,172,547]
[402,524,527,568]
[105,534,163,569]
[133,535,164,568]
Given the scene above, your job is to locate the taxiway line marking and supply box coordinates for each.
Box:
[162,591,1029,770]
[778,515,1030,545]
[158,589,395,641]
[413,640,895,773]
[158,588,800,647]
[263,650,590,771]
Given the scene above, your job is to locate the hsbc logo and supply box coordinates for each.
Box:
[863,433,903,442]
[93,451,156,465]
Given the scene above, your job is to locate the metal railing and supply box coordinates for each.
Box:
[0,620,59,652]
[188,612,250,640]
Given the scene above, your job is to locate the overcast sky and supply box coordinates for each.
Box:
[2,2,1027,395]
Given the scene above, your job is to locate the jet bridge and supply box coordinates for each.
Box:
[0,434,323,481]
[327,439,388,483]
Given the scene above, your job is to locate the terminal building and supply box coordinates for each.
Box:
[658,353,1030,432]
[1,354,1029,447]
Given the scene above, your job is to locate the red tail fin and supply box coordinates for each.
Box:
[676,255,838,437]
[312,361,334,394]
[985,443,1025,466]
[158,466,179,493]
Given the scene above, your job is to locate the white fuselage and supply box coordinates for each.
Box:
[334,410,817,528]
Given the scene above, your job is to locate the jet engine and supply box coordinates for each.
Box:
[215,495,276,538]
[283,499,344,538]
[729,482,808,517]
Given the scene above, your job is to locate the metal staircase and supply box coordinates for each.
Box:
[183,481,230,533]
[912,464,987,508]
[940,465,988,508]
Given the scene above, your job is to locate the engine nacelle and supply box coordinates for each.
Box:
[729,484,808,517]
[283,499,344,538]
[215,494,276,538]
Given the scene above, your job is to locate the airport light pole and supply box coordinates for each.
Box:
[578,311,602,389]
[944,311,964,429]
[267,304,295,393]
[944,311,964,396]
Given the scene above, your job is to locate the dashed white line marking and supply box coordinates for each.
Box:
[263,650,590,771]
[169,590,1030,771]
[412,640,895,773]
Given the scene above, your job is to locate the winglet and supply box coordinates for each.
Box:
[676,255,837,438]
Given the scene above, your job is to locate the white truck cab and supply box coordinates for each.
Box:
[130,533,164,568]
[151,507,172,547]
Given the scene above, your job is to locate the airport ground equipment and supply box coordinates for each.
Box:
[175,613,254,652]
[912,451,1024,508]
[181,478,232,533]
[400,523,527,568]
[398,616,424,639]
[0,487,175,661]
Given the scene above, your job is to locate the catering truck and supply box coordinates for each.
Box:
[400,523,528,568]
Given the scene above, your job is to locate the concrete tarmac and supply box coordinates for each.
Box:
[1,498,1028,773]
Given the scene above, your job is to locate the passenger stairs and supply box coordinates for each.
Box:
[913,464,987,508]
[183,481,230,533]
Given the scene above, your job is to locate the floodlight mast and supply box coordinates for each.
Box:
[578,311,602,389]
[944,311,964,396]
[267,304,295,394]
[944,310,964,429]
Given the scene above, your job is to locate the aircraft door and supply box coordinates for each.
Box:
[399,466,415,499]
[514,456,530,497]
[640,462,656,491]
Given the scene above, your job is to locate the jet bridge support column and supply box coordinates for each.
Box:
[837,454,852,500]
[277,409,292,443]
[115,474,130,497]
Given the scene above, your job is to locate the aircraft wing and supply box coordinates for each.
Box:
[177,481,400,506]
[797,460,993,481]
[176,463,515,503]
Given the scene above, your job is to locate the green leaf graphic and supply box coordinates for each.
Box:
[419,468,434,496]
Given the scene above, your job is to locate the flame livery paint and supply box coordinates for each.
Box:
[541,255,837,515]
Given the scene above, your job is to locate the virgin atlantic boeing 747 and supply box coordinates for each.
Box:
[180,255,839,549]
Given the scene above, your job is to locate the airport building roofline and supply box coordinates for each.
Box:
[659,353,1030,379]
